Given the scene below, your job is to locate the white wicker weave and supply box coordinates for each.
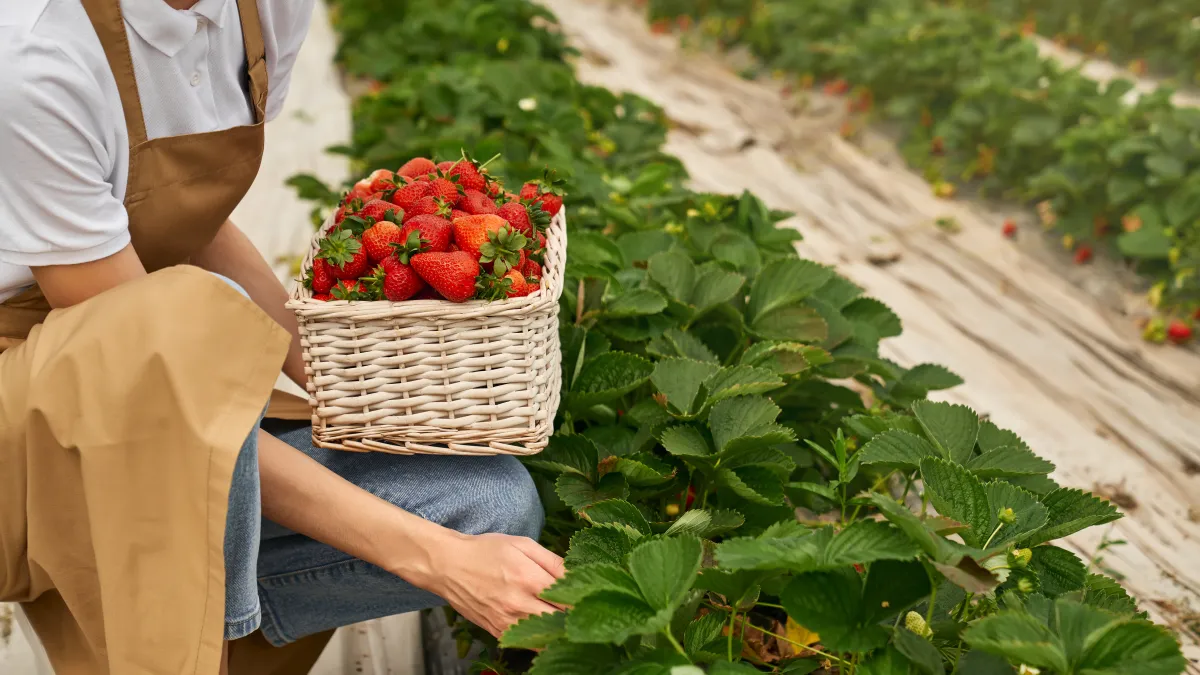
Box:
[285,209,567,455]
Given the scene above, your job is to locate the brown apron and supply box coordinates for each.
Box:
[0,0,326,672]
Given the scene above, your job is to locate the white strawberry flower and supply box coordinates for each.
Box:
[518,97,538,112]
[1018,666,1041,675]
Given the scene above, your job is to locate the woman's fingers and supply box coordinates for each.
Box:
[512,537,566,580]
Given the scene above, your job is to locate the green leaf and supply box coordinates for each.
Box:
[528,641,621,675]
[557,473,630,511]
[617,230,675,262]
[966,446,1055,478]
[1028,545,1086,598]
[921,457,991,547]
[716,521,918,572]
[964,611,1069,672]
[566,592,667,643]
[781,570,889,653]
[823,520,921,568]
[692,266,746,313]
[652,358,721,415]
[582,499,652,534]
[695,568,763,610]
[664,508,745,538]
[976,421,1028,453]
[842,298,902,338]
[1145,154,1185,182]
[953,650,1016,674]
[1081,574,1141,616]
[703,365,785,404]
[607,456,675,487]
[1117,223,1173,259]
[983,480,1048,550]
[750,304,829,342]
[647,249,696,304]
[718,465,785,505]
[857,430,941,470]
[892,628,943,675]
[526,435,600,479]
[569,352,653,412]
[647,328,718,363]
[859,646,913,675]
[500,611,567,649]
[897,364,964,393]
[912,400,980,464]
[740,341,823,375]
[659,425,712,457]
[709,396,782,452]
[628,535,703,611]
[605,289,669,317]
[683,611,727,658]
[1078,619,1187,675]
[542,564,642,605]
[1022,488,1122,546]
[566,524,639,568]
[787,480,838,501]
[861,559,933,622]
[747,259,834,321]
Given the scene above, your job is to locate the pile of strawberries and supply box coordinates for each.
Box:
[303,154,563,303]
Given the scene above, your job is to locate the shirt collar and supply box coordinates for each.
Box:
[120,0,229,57]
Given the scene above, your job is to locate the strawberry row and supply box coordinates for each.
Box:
[645,0,1200,340]
[302,155,561,303]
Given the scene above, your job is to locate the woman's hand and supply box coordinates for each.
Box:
[414,532,566,637]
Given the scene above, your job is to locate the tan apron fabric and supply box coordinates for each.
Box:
[0,0,319,672]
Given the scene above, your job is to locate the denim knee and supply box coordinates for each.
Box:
[208,271,250,299]
[458,456,545,540]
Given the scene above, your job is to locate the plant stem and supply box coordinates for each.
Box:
[574,279,585,325]
[847,470,895,522]
[982,521,1005,549]
[753,625,852,669]
[755,601,786,610]
[925,571,939,628]
[727,610,737,661]
[662,629,691,662]
[900,473,915,504]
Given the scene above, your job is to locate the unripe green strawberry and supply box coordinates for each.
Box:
[904,611,932,638]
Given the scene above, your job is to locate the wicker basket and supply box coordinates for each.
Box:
[285,209,567,456]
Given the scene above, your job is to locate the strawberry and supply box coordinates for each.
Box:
[304,258,336,295]
[479,227,529,276]
[361,220,406,263]
[312,292,332,302]
[359,199,403,225]
[1002,220,1018,238]
[460,189,499,215]
[436,161,456,173]
[388,180,432,210]
[1167,320,1193,344]
[428,176,462,204]
[519,170,566,216]
[372,257,426,301]
[503,269,530,297]
[317,229,370,280]
[447,157,487,192]
[348,178,375,200]
[411,251,480,302]
[497,200,549,236]
[519,257,542,280]
[398,157,437,179]
[334,198,361,226]
[330,279,370,301]
[453,214,510,259]
[451,208,471,220]
[404,196,453,221]
[1073,245,1093,265]
[366,168,396,193]
[486,179,504,198]
[399,215,453,253]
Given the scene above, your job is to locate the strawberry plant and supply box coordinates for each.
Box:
[644,0,1200,332]
[296,0,1191,671]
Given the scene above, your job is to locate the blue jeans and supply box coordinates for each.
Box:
[213,275,545,645]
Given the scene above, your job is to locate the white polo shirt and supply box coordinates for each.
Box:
[0,0,314,302]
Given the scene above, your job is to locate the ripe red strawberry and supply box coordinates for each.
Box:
[448,159,487,192]
[497,200,549,236]
[451,209,471,220]
[318,229,370,280]
[428,176,461,204]
[1167,320,1193,344]
[388,180,431,210]
[366,168,396,193]
[398,157,437,179]
[1073,245,1093,265]
[348,178,374,200]
[1002,220,1018,238]
[502,269,530,297]
[359,199,402,225]
[312,292,332,302]
[487,181,504,198]
[399,215,453,253]
[330,279,370,300]
[404,196,453,221]
[304,258,336,294]
[519,171,566,216]
[436,161,456,173]
[362,220,406,263]
[334,197,365,226]
[380,257,425,301]
[454,214,510,259]
[1194,307,1200,320]
[519,257,542,280]
[460,189,499,215]
[411,251,480,302]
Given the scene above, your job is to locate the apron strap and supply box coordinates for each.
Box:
[80,0,150,148]
[236,0,270,124]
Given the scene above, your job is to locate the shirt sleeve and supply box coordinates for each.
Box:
[0,31,130,267]
[260,0,316,123]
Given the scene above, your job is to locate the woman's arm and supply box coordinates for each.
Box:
[32,243,147,308]
[190,220,307,388]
